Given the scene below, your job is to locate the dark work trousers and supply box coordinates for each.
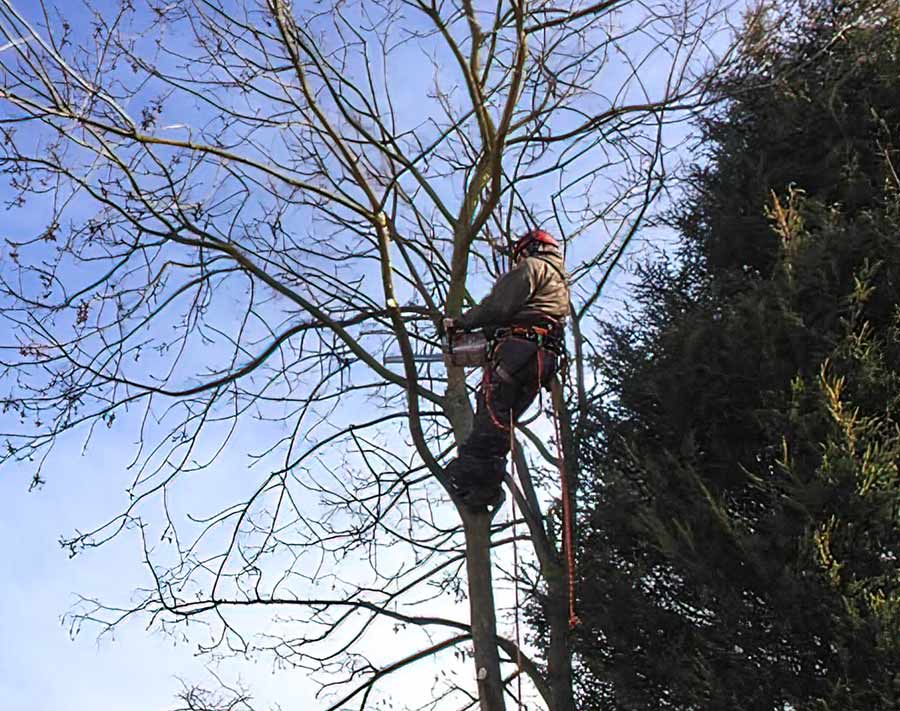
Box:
[445,336,559,495]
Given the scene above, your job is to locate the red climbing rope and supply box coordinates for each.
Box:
[497,337,578,641]
[551,376,580,630]
[509,413,524,710]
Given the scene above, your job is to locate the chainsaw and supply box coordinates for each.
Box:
[383,319,488,367]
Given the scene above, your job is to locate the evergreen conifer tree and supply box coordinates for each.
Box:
[566,1,900,708]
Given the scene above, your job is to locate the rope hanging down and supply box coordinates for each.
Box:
[537,339,579,627]
[551,376,581,630]
[507,368,579,671]
[509,413,524,711]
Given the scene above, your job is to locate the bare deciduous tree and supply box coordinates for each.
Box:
[0,0,730,708]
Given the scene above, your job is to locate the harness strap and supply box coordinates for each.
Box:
[482,366,510,432]
[486,322,565,428]
[537,345,544,411]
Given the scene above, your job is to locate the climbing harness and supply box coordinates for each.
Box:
[445,314,579,630]
[481,322,565,432]
[490,323,565,357]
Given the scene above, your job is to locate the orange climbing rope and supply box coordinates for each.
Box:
[551,376,581,630]
[508,413,524,710]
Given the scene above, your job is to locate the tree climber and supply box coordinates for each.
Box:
[444,229,570,508]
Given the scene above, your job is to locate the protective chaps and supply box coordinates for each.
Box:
[445,337,558,508]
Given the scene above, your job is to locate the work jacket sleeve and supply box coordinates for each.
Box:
[457,262,533,329]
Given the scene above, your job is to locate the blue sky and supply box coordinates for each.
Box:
[0,0,737,708]
[0,462,214,711]
[0,0,496,702]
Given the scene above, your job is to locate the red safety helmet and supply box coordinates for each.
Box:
[512,229,560,261]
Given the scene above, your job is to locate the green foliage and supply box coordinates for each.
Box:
[568,1,900,708]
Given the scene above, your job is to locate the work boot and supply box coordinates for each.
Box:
[445,456,506,510]
[457,484,505,510]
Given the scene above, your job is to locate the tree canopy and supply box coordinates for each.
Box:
[0,0,729,709]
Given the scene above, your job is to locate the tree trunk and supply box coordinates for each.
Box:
[444,360,505,709]
[547,375,578,711]
[546,574,576,711]
[463,508,506,711]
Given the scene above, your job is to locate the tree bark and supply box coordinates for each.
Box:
[546,375,579,711]
[546,575,576,711]
[462,508,506,711]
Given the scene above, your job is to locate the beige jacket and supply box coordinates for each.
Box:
[457,252,569,330]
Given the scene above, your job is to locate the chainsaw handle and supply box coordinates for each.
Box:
[443,318,484,335]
